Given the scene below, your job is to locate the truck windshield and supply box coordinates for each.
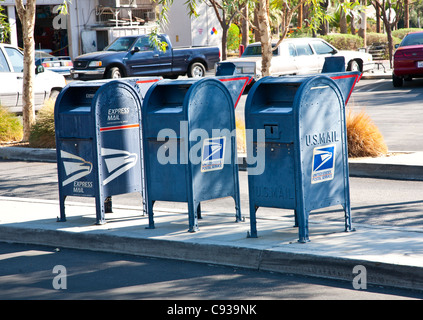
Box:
[105,37,137,52]
[242,44,278,57]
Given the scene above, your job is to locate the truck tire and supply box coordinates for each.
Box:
[107,67,122,79]
[188,62,206,78]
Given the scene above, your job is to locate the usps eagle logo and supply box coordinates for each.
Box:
[201,137,226,172]
[311,145,336,184]
[101,148,138,185]
[60,150,93,186]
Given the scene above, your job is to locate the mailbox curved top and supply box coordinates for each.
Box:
[142,77,234,125]
[244,74,345,120]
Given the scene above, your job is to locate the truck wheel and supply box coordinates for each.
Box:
[188,62,206,78]
[107,67,122,79]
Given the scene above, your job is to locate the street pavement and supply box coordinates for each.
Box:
[0,63,422,294]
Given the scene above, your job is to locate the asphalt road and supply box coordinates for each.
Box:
[1,241,421,300]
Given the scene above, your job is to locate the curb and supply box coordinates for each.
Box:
[0,223,422,291]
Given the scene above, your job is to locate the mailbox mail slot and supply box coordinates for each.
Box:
[245,74,355,242]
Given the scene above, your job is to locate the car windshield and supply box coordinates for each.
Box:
[242,44,279,57]
[400,33,423,47]
[105,37,136,52]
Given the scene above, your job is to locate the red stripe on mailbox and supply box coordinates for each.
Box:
[219,76,252,109]
[100,124,139,132]
[330,74,360,105]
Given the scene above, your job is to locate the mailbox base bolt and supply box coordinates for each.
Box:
[56,216,66,222]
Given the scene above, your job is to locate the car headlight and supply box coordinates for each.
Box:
[88,61,103,67]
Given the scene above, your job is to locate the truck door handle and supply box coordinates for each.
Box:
[153,54,159,58]
[17,76,23,80]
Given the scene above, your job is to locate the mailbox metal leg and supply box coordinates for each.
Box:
[297,208,310,243]
[187,200,200,233]
[95,196,106,225]
[293,210,299,227]
[146,200,155,229]
[57,195,67,222]
[197,203,202,220]
[343,203,354,232]
[247,204,258,238]
[104,196,113,213]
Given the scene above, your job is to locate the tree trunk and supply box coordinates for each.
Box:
[221,25,229,61]
[15,0,36,141]
[241,3,249,48]
[339,0,348,33]
[404,0,409,28]
[358,7,367,47]
[257,0,272,76]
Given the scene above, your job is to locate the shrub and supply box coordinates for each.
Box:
[227,24,240,52]
[0,105,23,142]
[366,32,401,46]
[29,98,55,148]
[320,34,364,50]
[392,28,423,40]
[346,108,387,158]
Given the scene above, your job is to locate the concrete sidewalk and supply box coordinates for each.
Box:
[0,195,422,292]
[0,145,422,292]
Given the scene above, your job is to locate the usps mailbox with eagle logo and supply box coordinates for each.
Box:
[245,73,360,243]
[54,78,160,225]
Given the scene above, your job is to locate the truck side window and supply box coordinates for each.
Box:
[134,37,154,52]
[0,50,10,72]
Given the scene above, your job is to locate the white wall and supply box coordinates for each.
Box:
[164,0,222,50]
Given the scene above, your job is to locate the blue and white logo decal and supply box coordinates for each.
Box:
[201,137,226,172]
[311,145,335,184]
[101,148,138,185]
[61,150,93,186]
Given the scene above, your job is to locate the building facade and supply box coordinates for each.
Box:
[2,0,222,60]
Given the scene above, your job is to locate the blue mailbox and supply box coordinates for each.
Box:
[142,77,247,232]
[245,74,356,243]
[55,78,160,224]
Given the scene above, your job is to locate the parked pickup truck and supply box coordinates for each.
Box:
[216,37,374,81]
[71,34,220,80]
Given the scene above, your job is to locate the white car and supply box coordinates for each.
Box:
[216,37,374,80]
[0,43,66,113]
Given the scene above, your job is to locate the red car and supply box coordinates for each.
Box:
[393,31,423,87]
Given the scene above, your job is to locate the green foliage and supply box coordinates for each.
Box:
[29,99,55,148]
[366,32,401,46]
[320,34,363,50]
[227,23,240,52]
[0,105,23,142]
[0,4,10,43]
[392,28,423,40]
